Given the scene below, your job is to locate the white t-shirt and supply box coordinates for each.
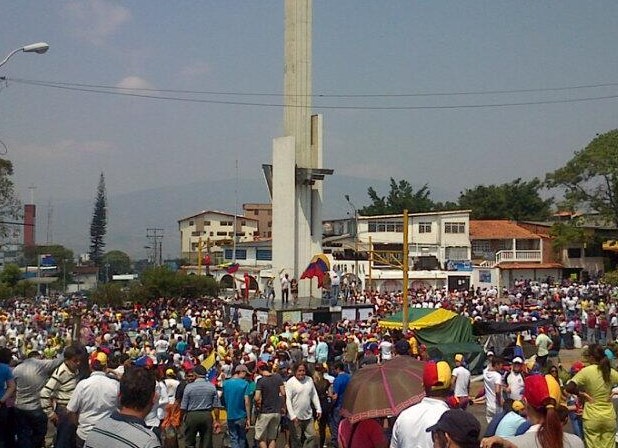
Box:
[505,426,584,448]
[379,341,393,360]
[390,397,449,448]
[483,367,503,413]
[451,366,471,397]
[505,371,525,400]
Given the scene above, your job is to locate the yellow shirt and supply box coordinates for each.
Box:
[571,364,618,422]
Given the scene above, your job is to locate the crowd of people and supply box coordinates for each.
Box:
[0,278,617,448]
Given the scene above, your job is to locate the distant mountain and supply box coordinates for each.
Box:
[46,176,452,258]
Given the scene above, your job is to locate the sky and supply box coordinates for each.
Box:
[1,1,618,254]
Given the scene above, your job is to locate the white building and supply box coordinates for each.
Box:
[178,210,259,263]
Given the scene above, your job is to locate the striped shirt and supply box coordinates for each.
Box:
[85,411,160,448]
[13,356,64,411]
[40,361,78,417]
[180,378,221,411]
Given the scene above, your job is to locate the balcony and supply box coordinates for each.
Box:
[479,250,542,267]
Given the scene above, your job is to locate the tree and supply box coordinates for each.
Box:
[458,178,552,221]
[89,173,107,267]
[548,222,594,252]
[360,178,435,215]
[0,263,22,287]
[102,250,132,277]
[0,159,22,238]
[546,129,618,227]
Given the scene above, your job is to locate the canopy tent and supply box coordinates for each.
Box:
[379,308,484,373]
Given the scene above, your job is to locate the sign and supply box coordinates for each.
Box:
[281,310,302,324]
[446,260,472,272]
[358,307,374,321]
[479,270,492,283]
[302,312,314,323]
[341,308,356,321]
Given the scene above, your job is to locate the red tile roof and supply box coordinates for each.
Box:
[469,220,540,240]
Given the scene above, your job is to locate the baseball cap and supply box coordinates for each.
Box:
[454,354,464,363]
[512,357,524,364]
[486,350,494,357]
[89,351,108,368]
[235,364,249,373]
[193,364,208,376]
[426,409,480,443]
[423,361,452,391]
[512,400,525,412]
[524,374,561,409]
[166,368,175,377]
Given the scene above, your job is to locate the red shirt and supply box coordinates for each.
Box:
[338,418,387,448]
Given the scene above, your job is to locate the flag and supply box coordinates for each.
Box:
[513,333,525,359]
[300,254,330,287]
[201,351,218,384]
[218,262,240,274]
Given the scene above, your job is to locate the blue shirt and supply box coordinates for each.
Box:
[333,372,351,407]
[0,363,13,399]
[495,411,527,437]
[222,378,249,420]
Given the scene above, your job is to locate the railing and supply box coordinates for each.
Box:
[495,250,541,264]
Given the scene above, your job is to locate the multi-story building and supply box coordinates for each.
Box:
[242,203,272,238]
[178,210,259,263]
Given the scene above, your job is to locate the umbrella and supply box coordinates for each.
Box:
[341,356,426,424]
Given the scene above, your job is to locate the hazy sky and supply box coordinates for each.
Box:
[2,1,618,210]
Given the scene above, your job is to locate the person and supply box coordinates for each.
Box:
[280,273,290,305]
[343,335,359,373]
[451,354,471,409]
[0,347,16,448]
[390,361,451,448]
[12,350,64,448]
[565,343,618,448]
[426,409,481,448]
[338,417,388,448]
[144,368,169,438]
[482,356,504,423]
[164,368,180,403]
[290,278,299,305]
[330,271,341,305]
[330,362,351,446]
[180,364,222,448]
[84,366,161,447]
[254,362,285,448]
[493,400,529,437]
[40,344,84,448]
[285,361,321,448]
[504,357,525,401]
[535,328,553,370]
[481,374,584,448]
[221,364,252,448]
[67,351,119,447]
[312,363,332,448]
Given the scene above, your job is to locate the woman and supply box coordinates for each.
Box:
[565,343,618,448]
[312,364,332,448]
[338,417,388,448]
[481,374,584,448]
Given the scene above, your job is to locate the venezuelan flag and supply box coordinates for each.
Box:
[300,254,330,287]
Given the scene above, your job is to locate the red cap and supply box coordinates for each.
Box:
[524,374,561,408]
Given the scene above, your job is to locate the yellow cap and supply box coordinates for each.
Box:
[454,354,464,363]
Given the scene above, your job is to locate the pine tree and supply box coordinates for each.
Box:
[89,173,107,267]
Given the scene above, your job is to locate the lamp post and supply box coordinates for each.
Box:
[0,42,49,70]
[344,195,359,290]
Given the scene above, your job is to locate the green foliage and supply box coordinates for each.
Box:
[140,266,182,298]
[360,178,435,215]
[0,158,22,238]
[602,270,618,286]
[459,178,552,220]
[180,274,219,298]
[14,280,36,298]
[102,250,132,277]
[92,282,126,306]
[546,129,618,227]
[0,263,22,287]
[89,173,107,267]
[549,222,593,252]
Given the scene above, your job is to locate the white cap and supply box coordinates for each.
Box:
[512,357,524,364]
[486,351,495,357]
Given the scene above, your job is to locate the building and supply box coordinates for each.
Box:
[469,220,562,289]
[242,203,272,238]
[178,210,259,263]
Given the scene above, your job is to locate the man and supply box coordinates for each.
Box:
[493,400,529,437]
[40,344,84,448]
[221,364,252,448]
[280,273,290,305]
[67,351,119,447]
[451,354,471,409]
[535,328,553,370]
[482,356,504,424]
[425,409,481,448]
[315,336,329,365]
[343,335,359,373]
[390,361,451,448]
[330,362,351,446]
[85,366,160,448]
[285,362,321,448]
[504,357,525,401]
[13,350,64,448]
[180,364,221,448]
[254,362,285,448]
[330,271,341,305]
[0,347,17,448]
[154,335,169,364]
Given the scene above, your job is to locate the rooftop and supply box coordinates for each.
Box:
[469,220,540,240]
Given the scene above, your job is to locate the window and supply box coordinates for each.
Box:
[220,221,232,227]
[267,231,272,237]
[256,249,272,261]
[418,222,432,233]
[444,222,465,234]
[204,220,210,226]
[368,220,402,232]
[241,220,246,226]
[209,231,214,236]
[254,210,259,215]
[567,248,582,258]
[217,231,227,236]
[189,220,194,226]
[191,231,201,236]
[446,247,468,261]
[267,221,272,227]
[224,249,247,260]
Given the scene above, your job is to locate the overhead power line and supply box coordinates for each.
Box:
[6,77,618,110]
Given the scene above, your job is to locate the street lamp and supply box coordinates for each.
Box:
[0,42,50,70]
[344,195,359,288]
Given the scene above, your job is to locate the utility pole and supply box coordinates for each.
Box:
[402,210,410,332]
[146,228,164,266]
